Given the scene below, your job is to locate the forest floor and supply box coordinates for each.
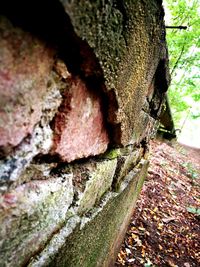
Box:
[115,139,200,267]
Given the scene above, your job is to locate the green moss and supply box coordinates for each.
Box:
[0,177,73,267]
[78,159,117,214]
[32,160,149,267]
[100,148,122,159]
[61,0,167,145]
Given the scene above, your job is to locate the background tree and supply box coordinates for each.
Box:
[164,0,200,131]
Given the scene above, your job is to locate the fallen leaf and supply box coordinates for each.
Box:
[162,216,176,223]
[131,233,138,239]
[127,258,135,263]
[157,223,163,230]
[125,248,131,255]
[115,140,200,267]
[138,227,145,231]
[141,246,146,257]
[168,259,178,267]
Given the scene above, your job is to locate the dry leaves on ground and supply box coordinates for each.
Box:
[116,139,200,267]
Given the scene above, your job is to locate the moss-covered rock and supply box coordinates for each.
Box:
[76,159,118,214]
[0,1,169,266]
[27,160,148,267]
[0,175,73,267]
[60,0,169,145]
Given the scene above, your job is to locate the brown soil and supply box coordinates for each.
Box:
[115,139,200,267]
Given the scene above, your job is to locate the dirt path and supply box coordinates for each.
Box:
[115,139,200,267]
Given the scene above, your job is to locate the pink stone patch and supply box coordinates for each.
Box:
[0,17,54,148]
[51,77,109,162]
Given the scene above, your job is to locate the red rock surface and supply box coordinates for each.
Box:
[51,77,109,162]
[0,17,54,148]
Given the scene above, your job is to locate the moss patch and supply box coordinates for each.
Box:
[29,160,148,267]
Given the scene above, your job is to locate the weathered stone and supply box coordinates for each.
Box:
[51,76,109,162]
[159,95,176,133]
[133,110,157,143]
[75,159,117,214]
[99,145,145,190]
[59,0,170,145]
[0,1,170,266]
[114,147,145,190]
[27,160,149,267]
[0,174,74,267]
[0,74,62,191]
[0,16,54,149]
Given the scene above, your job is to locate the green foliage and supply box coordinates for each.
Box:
[164,0,200,127]
[144,259,153,267]
[181,162,198,179]
[187,206,200,216]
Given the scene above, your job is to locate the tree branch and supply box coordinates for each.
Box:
[166,26,187,30]
[170,44,185,77]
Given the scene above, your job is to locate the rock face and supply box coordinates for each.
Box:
[60,0,170,145]
[51,76,109,162]
[0,0,170,266]
[0,16,54,149]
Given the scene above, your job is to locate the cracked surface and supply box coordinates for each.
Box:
[0,16,54,149]
[0,0,170,266]
[60,0,170,145]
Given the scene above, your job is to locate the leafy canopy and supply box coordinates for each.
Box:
[164,0,200,128]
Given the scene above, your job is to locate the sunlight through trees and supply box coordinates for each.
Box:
[164,0,200,147]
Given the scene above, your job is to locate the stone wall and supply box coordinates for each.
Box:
[0,1,170,266]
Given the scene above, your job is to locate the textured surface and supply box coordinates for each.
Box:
[0,0,170,266]
[0,16,54,148]
[51,76,109,162]
[27,160,149,267]
[0,174,74,267]
[60,0,170,145]
[76,159,118,214]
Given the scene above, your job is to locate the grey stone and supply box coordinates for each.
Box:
[0,174,74,267]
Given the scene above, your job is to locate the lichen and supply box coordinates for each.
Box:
[76,159,117,214]
[27,160,148,267]
[0,174,74,267]
[0,72,62,192]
